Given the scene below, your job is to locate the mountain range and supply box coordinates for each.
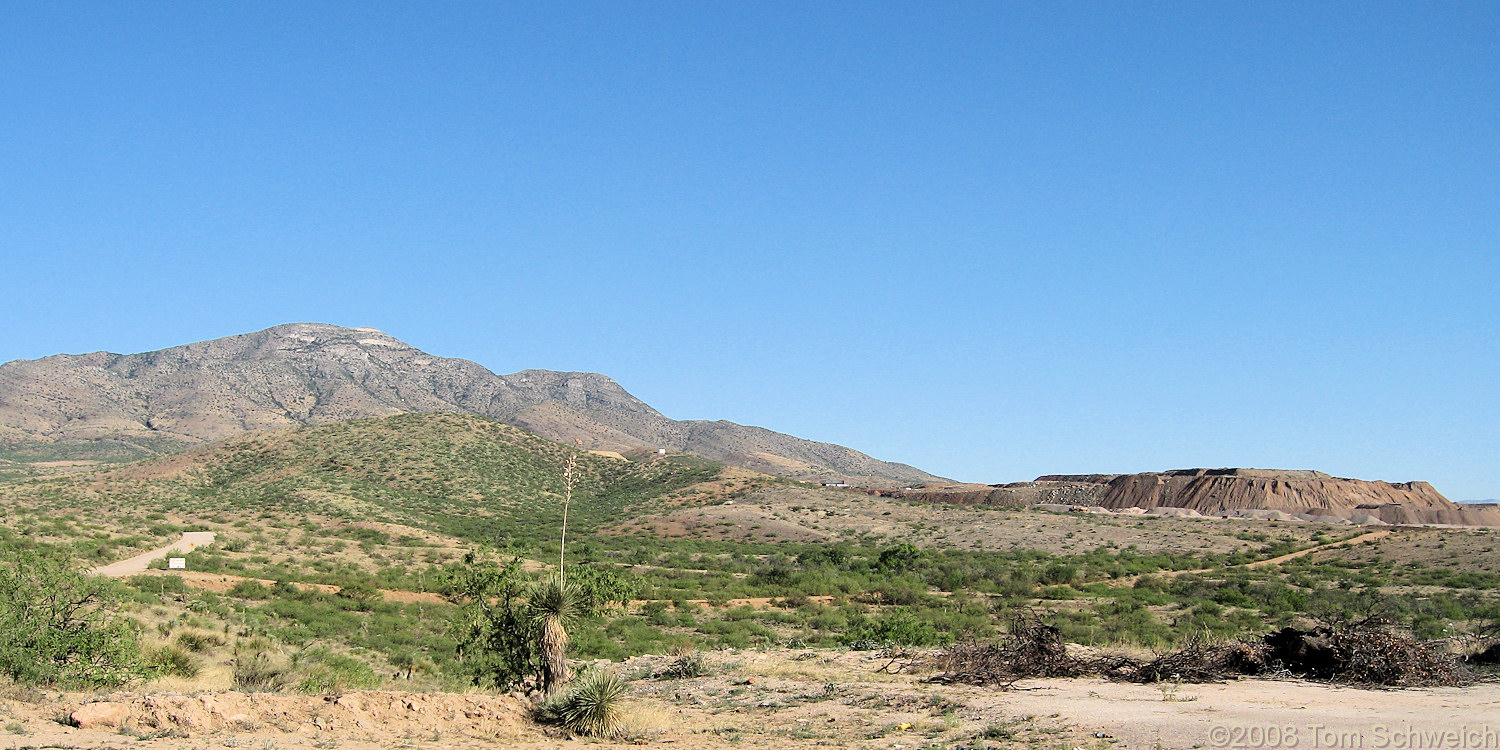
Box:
[0,323,939,484]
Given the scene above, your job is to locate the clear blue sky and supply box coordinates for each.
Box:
[3,3,1496,499]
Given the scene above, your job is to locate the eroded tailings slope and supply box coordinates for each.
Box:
[1094,468,1500,526]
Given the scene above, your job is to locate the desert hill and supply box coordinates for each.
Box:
[0,412,723,544]
[886,469,1500,526]
[0,323,938,484]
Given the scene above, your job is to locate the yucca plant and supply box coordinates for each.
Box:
[528,574,581,695]
[548,669,630,737]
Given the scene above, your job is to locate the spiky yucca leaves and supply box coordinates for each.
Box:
[528,574,581,695]
[550,670,630,737]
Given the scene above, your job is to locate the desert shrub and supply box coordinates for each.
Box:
[542,670,631,737]
[144,642,202,678]
[642,601,672,626]
[798,545,850,568]
[227,580,271,599]
[877,543,924,571]
[0,545,144,687]
[294,651,381,694]
[444,557,537,690]
[655,651,707,679]
[232,645,286,691]
[174,631,224,652]
[845,609,951,648]
[335,581,381,611]
[567,564,641,611]
[1039,562,1079,585]
[1091,600,1173,648]
[694,618,777,648]
[125,574,190,596]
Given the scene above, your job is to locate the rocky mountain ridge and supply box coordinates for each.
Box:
[0,323,939,484]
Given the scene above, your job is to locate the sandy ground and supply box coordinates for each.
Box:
[3,649,1495,750]
[996,676,1500,750]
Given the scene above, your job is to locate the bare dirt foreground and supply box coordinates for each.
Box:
[3,650,1497,750]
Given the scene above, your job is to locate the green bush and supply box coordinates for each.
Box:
[144,642,202,678]
[844,609,951,648]
[0,545,144,687]
[174,631,225,652]
[228,580,271,599]
[294,652,380,694]
[444,557,537,690]
[335,581,381,611]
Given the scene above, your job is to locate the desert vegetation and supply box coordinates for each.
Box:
[0,414,1496,747]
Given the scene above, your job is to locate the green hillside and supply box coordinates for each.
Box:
[0,412,721,563]
[147,412,718,541]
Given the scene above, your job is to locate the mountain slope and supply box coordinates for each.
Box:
[0,412,723,549]
[0,323,939,483]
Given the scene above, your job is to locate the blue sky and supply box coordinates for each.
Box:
[2,3,1496,499]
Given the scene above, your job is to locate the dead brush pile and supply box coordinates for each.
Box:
[1132,636,1269,684]
[1263,622,1472,688]
[925,611,1124,688]
[926,611,1475,689]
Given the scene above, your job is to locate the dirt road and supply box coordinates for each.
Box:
[1116,528,1394,585]
[89,531,218,576]
[1243,528,1392,568]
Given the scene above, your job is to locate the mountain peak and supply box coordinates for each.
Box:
[258,322,411,347]
[0,324,940,484]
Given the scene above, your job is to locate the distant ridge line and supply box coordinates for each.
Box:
[0,323,941,485]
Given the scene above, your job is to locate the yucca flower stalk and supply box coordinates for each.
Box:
[558,451,578,582]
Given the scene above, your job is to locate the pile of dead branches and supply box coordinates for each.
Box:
[925,610,1107,688]
[924,610,1474,690]
[1132,636,1269,684]
[1263,622,1472,688]
[1467,642,1500,667]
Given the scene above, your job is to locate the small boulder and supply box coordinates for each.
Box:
[72,702,131,729]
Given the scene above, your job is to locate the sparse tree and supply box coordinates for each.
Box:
[0,544,144,687]
[445,555,536,691]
